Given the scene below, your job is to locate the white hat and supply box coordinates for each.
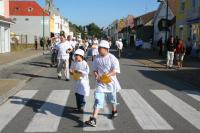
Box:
[99,40,110,49]
[74,49,85,57]
[119,38,122,41]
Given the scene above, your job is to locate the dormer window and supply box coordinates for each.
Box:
[15,7,20,11]
[28,7,34,12]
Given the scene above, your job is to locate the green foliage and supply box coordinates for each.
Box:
[69,22,104,39]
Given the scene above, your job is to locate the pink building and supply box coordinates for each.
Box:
[0,0,10,18]
[0,0,14,53]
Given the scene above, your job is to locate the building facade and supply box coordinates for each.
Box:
[134,11,156,43]
[176,0,200,51]
[9,0,50,44]
[154,0,176,45]
[0,0,14,53]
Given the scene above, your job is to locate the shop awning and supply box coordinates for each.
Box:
[187,17,200,24]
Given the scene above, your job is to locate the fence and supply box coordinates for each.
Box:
[10,34,28,45]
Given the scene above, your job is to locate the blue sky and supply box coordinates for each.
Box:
[38,0,159,27]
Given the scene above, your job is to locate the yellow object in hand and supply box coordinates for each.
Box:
[72,72,81,80]
[92,44,97,49]
[100,74,112,84]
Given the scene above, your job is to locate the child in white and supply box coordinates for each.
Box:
[70,49,90,113]
[85,40,121,127]
[92,38,99,61]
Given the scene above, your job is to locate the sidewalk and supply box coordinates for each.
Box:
[0,49,46,70]
[126,49,200,88]
[0,48,46,104]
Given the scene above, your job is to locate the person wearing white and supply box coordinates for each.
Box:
[166,37,176,68]
[70,49,90,113]
[56,31,73,81]
[66,35,74,68]
[50,36,60,67]
[85,40,121,127]
[116,39,123,59]
[92,38,99,61]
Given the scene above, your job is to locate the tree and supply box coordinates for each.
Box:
[69,22,104,39]
[86,23,103,38]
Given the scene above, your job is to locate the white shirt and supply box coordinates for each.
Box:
[70,60,90,96]
[71,41,77,49]
[93,40,98,44]
[92,45,99,56]
[93,53,121,93]
[116,41,123,50]
[56,41,73,60]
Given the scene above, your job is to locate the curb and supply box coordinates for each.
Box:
[0,51,50,105]
[0,79,26,105]
[135,59,200,89]
[0,51,46,71]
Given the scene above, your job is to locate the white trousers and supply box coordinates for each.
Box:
[167,51,174,67]
[57,59,70,79]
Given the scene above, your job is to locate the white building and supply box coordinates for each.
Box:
[53,15,62,34]
[61,17,70,36]
[0,0,14,53]
[153,0,176,44]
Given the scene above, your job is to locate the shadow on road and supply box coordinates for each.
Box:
[138,69,200,91]
[9,96,84,127]
[14,72,57,80]
[25,61,51,68]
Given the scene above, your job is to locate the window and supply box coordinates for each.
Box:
[15,7,20,11]
[179,27,183,40]
[28,7,34,12]
[25,18,29,21]
[180,1,185,13]
[192,0,196,8]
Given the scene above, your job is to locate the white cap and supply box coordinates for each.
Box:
[74,49,85,57]
[119,39,122,41]
[99,40,110,49]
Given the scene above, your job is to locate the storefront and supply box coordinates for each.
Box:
[187,17,200,47]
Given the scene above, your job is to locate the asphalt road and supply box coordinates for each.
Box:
[0,49,200,133]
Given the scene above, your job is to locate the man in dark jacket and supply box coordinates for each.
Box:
[166,36,176,68]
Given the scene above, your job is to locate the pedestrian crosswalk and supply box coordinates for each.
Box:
[120,90,173,130]
[0,89,199,132]
[25,90,70,132]
[83,90,115,131]
[0,90,38,133]
[151,90,200,130]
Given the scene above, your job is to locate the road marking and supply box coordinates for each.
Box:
[151,90,200,130]
[25,90,70,132]
[183,90,200,102]
[120,89,173,130]
[83,90,115,131]
[0,90,38,132]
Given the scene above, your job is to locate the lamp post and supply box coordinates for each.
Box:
[42,10,45,51]
[157,0,169,45]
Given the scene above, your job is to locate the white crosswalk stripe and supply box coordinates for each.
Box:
[24,90,70,132]
[151,90,200,130]
[120,89,173,130]
[83,90,115,131]
[183,90,200,102]
[0,90,38,132]
[0,89,200,132]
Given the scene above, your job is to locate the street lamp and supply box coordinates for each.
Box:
[157,0,169,45]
